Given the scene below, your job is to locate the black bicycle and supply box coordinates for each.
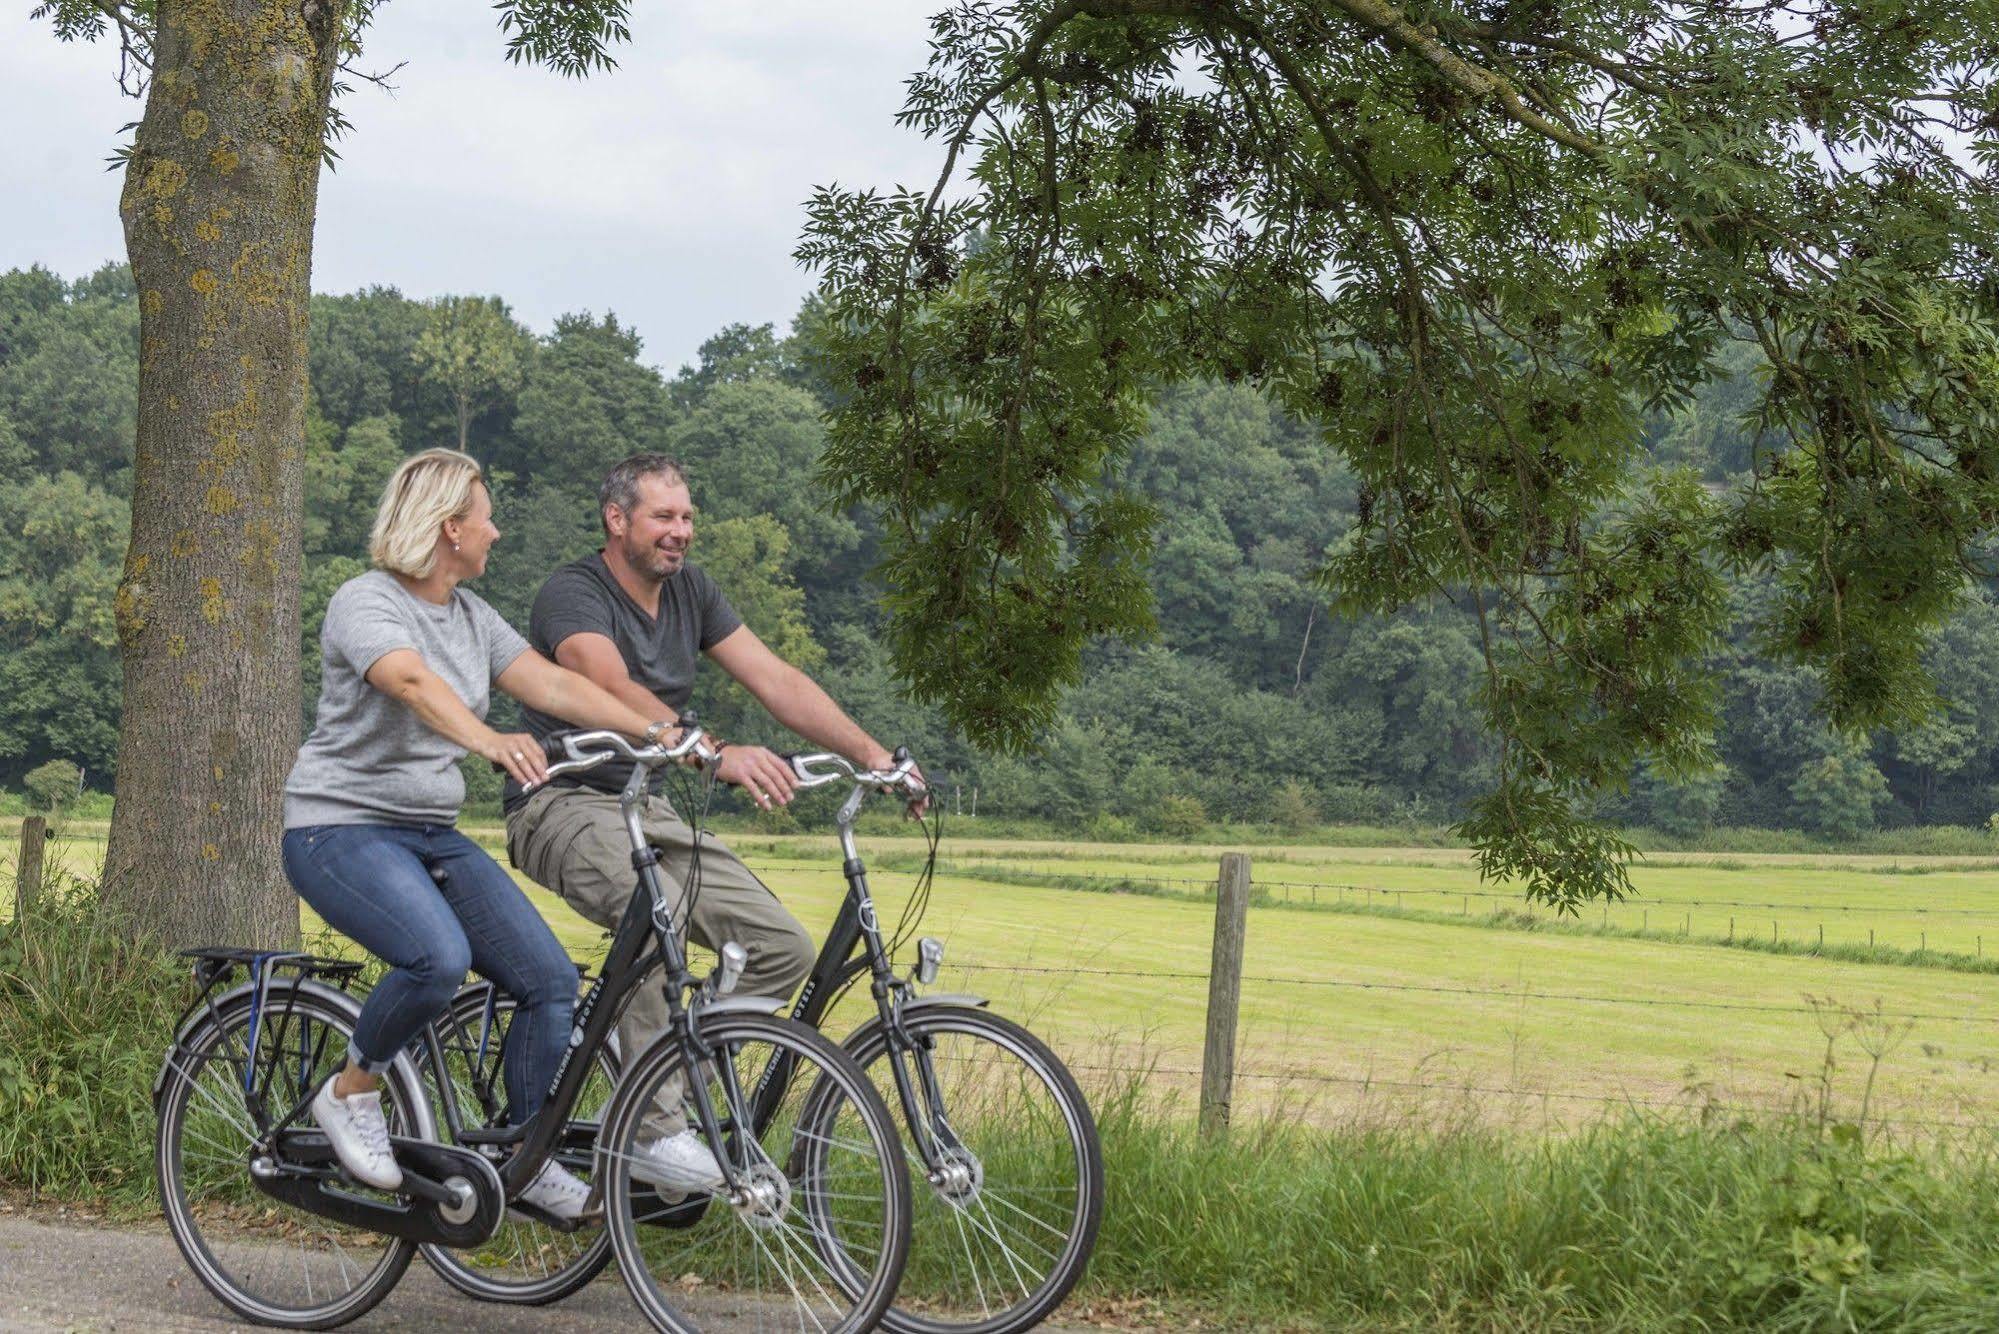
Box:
[154,722,913,1332]
[776,749,1104,1334]
[438,743,1105,1332]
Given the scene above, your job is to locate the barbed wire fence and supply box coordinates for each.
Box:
[741,849,1999,1139]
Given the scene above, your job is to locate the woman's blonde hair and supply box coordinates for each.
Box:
[368,448,487,578]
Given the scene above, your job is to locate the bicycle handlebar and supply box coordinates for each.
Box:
[538,723,718,783]
[785,747,928,798]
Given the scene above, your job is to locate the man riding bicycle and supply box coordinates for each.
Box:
[505,452,926,1195]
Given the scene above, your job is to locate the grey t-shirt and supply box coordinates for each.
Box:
[512,553,741,802]
[284,569,531,828]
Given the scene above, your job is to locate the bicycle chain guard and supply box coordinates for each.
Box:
[255,1131,505,1249]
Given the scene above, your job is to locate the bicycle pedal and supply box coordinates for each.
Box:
[504,1199,590,1232]
[630,1183,713,1230]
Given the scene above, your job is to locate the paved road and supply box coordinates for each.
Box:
[0,1212,1112,1331]
[0,1211,647,1331]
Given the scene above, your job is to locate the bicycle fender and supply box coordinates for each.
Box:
[152,979,438,1140]
[694,995,786,1020]
[836,995,990,1056]
[902,993,989,1011]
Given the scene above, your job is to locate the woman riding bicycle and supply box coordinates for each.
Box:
[281,447,674,1222]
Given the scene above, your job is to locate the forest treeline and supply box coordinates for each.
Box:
[5,261,1998,837]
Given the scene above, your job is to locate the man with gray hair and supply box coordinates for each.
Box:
[504,452,924,1194]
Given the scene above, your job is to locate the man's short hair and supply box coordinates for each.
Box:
[600,454,688,531]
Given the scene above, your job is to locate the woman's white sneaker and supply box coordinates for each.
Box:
[631,1130,726,1194]
[516,1159,595,1222]
[311,1083,403,1191]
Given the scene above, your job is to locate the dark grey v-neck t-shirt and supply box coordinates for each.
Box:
[513,552,742,802]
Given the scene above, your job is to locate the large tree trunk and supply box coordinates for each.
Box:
[105,0,346,949]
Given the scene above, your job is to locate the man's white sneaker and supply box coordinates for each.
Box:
[515,1159,596,1223]
[631,1130,726,1194]
[311,1083,402,1191]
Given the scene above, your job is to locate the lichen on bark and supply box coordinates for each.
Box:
[104,0,349,950]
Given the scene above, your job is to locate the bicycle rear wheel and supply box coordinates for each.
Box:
[843,1006,1103,1334]
[416,985,617,1304]
[601,1011,912,1332]
[156,984,419,1329]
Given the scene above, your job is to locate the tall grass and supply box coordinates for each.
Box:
[0,878,184,1204]
[1083,1077,1999,1329]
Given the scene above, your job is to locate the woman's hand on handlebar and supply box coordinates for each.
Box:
[480,729,551,790]
[716,744,799,810]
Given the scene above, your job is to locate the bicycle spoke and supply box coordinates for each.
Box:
[160,994,410,1325]
[606,1017,904,1331]
[418,990,613,1303]
[851,1012,1102,1329]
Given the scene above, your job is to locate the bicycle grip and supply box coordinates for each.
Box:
[489,734,569,773]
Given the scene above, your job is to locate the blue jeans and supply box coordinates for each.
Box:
[282,823,576,1127]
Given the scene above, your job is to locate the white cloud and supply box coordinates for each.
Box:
[0,0,943,369]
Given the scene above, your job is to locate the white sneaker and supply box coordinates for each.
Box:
[515,1159,596,1223]
[631,1130,726,1194]
[311,1083,402,1191]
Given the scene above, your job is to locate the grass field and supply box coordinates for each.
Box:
[10,822,1999,1135]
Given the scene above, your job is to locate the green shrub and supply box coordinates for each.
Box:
[1084,811,1137,842]
[1153,794,1207,839]
[1268,780,1319,833]
[22,760,82,814]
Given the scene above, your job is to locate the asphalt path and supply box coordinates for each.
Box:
[0,1211,1114,1332]
[0,1209,643,1331]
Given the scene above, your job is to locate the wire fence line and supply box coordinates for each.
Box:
[858,859,1999,918]
[741,850,1999,1134]
[1055,1061,1995,1131]
[747,857,1999,918]
[743,858,1999,964]
[940,960,1999,1025]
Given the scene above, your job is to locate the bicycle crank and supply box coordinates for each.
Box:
[253,1131,505,1248]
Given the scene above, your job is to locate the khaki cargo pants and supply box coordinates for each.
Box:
[506,784,815,1140]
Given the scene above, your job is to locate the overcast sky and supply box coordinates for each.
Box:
[2,0,942,372]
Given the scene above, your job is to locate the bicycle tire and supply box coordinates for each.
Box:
[156,984,419,1329]
[841,1006,1104,1334]
[415,986,617,1305]
[600,1010,913,1333]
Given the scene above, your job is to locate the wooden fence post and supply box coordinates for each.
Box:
[1200,852,1251,1139]
[15,815,47,921]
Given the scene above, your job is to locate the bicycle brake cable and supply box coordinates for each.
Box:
[884,800,943,961]
[658,753,720,948]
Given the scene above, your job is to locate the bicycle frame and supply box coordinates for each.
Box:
[750,781,975,1175]
[471,757,759,1198]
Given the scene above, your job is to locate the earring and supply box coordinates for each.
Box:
[452,540,461,553]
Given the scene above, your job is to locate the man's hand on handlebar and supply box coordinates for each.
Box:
[864,747,931,819]
[480,729,552,790]
[716,744,800,810]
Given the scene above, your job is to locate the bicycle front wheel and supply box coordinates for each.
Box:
[156,984,419,1329]
[416,986,617,1305]
[600,1011,912,1333]
[845,1006,1104,1334]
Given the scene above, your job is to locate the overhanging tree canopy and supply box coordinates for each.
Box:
[799,0,1999,905]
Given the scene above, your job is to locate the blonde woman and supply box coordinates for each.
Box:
[281,448,673,1220]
